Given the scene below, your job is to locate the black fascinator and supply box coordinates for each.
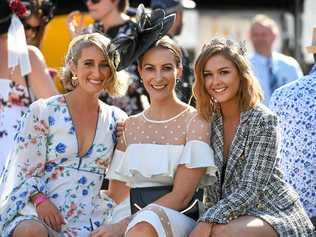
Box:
[111,4,175,71]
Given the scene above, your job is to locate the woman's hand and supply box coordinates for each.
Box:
[116,121,126,140]
[90,221,126,237]
[189,222,213,237]
[36,199,66,232]
[67,11,85,38]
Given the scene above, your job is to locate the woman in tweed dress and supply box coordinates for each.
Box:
[189,38,315,237]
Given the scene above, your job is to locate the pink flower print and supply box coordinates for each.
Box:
[66,203,78,218]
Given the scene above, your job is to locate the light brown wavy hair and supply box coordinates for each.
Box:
[60,33,126,97]
[193,38,263,121]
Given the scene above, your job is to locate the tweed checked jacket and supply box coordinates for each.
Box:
[199,104,314,236]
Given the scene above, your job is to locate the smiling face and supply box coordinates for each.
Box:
[138,47,182,102]
[72,45,112,95]
[203,54,240,106]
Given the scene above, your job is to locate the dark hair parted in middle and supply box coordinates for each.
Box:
[138,36,182,68]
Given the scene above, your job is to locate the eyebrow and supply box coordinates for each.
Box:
[82,59,107,63]
[143,63,174,67]
[203,66,231,72]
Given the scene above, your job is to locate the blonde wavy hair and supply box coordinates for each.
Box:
[60,33,127,97]
[193,38,263,121]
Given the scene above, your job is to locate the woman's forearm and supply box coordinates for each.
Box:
[154,191,194,211]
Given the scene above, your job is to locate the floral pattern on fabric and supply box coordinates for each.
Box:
[270,71,316,218]
[0,79,31,177]
[0,94,127,237]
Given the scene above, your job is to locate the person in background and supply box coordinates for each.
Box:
[0,32,127,237]
[151,0,195,104]
[0,0,57,179]
[21,0,55,47]
[269,26,316,227]
[68,0,146,116]
[249,14,303,105]
[189,37,314,237]
[21,0,59,90]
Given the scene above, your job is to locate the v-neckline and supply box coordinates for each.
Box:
[63,95,101,158]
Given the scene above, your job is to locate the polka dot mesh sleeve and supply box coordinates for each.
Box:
[122,107,211,146]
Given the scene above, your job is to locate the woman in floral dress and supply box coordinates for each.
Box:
[0,33,127,237]
[0,0,57,176]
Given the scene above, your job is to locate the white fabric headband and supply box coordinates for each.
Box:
[8,14,31,76]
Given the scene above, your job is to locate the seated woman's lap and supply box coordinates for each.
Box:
[11,219,61,237]
[211,215,278,237]
[126,204,196,237]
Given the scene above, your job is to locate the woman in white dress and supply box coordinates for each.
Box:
[91,34,217,237]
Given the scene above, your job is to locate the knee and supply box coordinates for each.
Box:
[211,224,229,237]
[126,221,157,237]
[12,220,48,237]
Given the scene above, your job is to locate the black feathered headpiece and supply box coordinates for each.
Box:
[110,4,175,71]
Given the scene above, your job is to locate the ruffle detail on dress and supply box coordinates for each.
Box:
[108,141,217,186]
[110,144,183,180]
[179,140,218,186]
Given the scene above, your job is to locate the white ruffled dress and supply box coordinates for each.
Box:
[107,107,217,237]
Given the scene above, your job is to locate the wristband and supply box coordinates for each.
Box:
[33,194,49,207]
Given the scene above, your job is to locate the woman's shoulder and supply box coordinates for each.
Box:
[99,101,128,120]
[246,104,278,128]
[185,106,209,125]
[27,45,45,63]
[30,95,65,111]
[124,112,143,126]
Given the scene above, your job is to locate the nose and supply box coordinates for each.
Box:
[91,66,101,78]
[206,73,222,90]
[154,70,164,82]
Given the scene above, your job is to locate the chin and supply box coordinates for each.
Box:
[149,93,170,102]
[212,95,229,104]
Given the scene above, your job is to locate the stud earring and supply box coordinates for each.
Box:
[176,78,181,84]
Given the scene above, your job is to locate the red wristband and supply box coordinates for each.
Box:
[33,194,49,207]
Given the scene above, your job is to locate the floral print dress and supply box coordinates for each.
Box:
[0,94,127,237]
[0,79,31,177]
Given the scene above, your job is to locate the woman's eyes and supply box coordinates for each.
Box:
[144,66,173,71]
[163,66,173,71]
[100,63,109,68]
[220,70,229,75]
[203,71,230,78]
[203,72,212,78]
[83,62,109,68]
[144,66,154,71]
[84,62,93,66]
